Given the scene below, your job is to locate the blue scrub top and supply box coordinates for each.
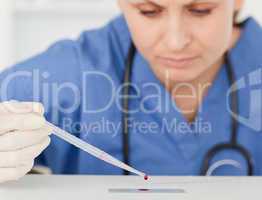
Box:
[1,15,262,176]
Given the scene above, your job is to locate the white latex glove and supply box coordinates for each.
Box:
[0,101,52,183]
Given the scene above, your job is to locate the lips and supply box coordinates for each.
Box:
[157,55,199,69]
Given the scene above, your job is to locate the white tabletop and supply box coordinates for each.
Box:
[0,175,260,200]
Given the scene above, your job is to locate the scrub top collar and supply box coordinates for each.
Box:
[228,17,262,132]
[229,17,262,78]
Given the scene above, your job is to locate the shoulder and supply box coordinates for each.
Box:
[0,15,131,101]
[74,14,131,73]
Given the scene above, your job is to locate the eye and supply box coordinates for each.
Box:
[140,9,161,17]
[190,9,212,15]
[188,8,212,16]
[187,3,216,17]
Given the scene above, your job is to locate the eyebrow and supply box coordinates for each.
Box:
[128,0,217,6]
[128,0,164,6]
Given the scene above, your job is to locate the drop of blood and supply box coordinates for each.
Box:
[144,175,149,181]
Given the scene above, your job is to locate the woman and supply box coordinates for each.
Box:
[0,0,262,183]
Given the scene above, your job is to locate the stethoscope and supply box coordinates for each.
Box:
[121,42,254,176]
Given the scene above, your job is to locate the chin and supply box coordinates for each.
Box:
[170,75,198,83]
[159,68,201,84]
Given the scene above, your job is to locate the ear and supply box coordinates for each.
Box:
[234,0,245,11]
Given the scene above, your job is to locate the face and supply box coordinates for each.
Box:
[118,0,244,85]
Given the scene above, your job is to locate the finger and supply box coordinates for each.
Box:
[0,161,34,183]
[0,125,53,151]
[0,137,51,167]
[22,102,45,115]
[0,113,46,135]
[0,101,45,115]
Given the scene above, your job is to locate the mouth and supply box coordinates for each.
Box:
[156,55,199,69]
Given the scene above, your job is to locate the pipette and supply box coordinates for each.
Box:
[46,121,148,179]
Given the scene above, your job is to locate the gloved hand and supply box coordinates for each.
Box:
[0,101,53,183]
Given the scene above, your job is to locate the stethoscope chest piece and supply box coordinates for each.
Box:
[200,143,254,176]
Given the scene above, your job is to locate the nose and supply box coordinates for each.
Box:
[163,16,191,52]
